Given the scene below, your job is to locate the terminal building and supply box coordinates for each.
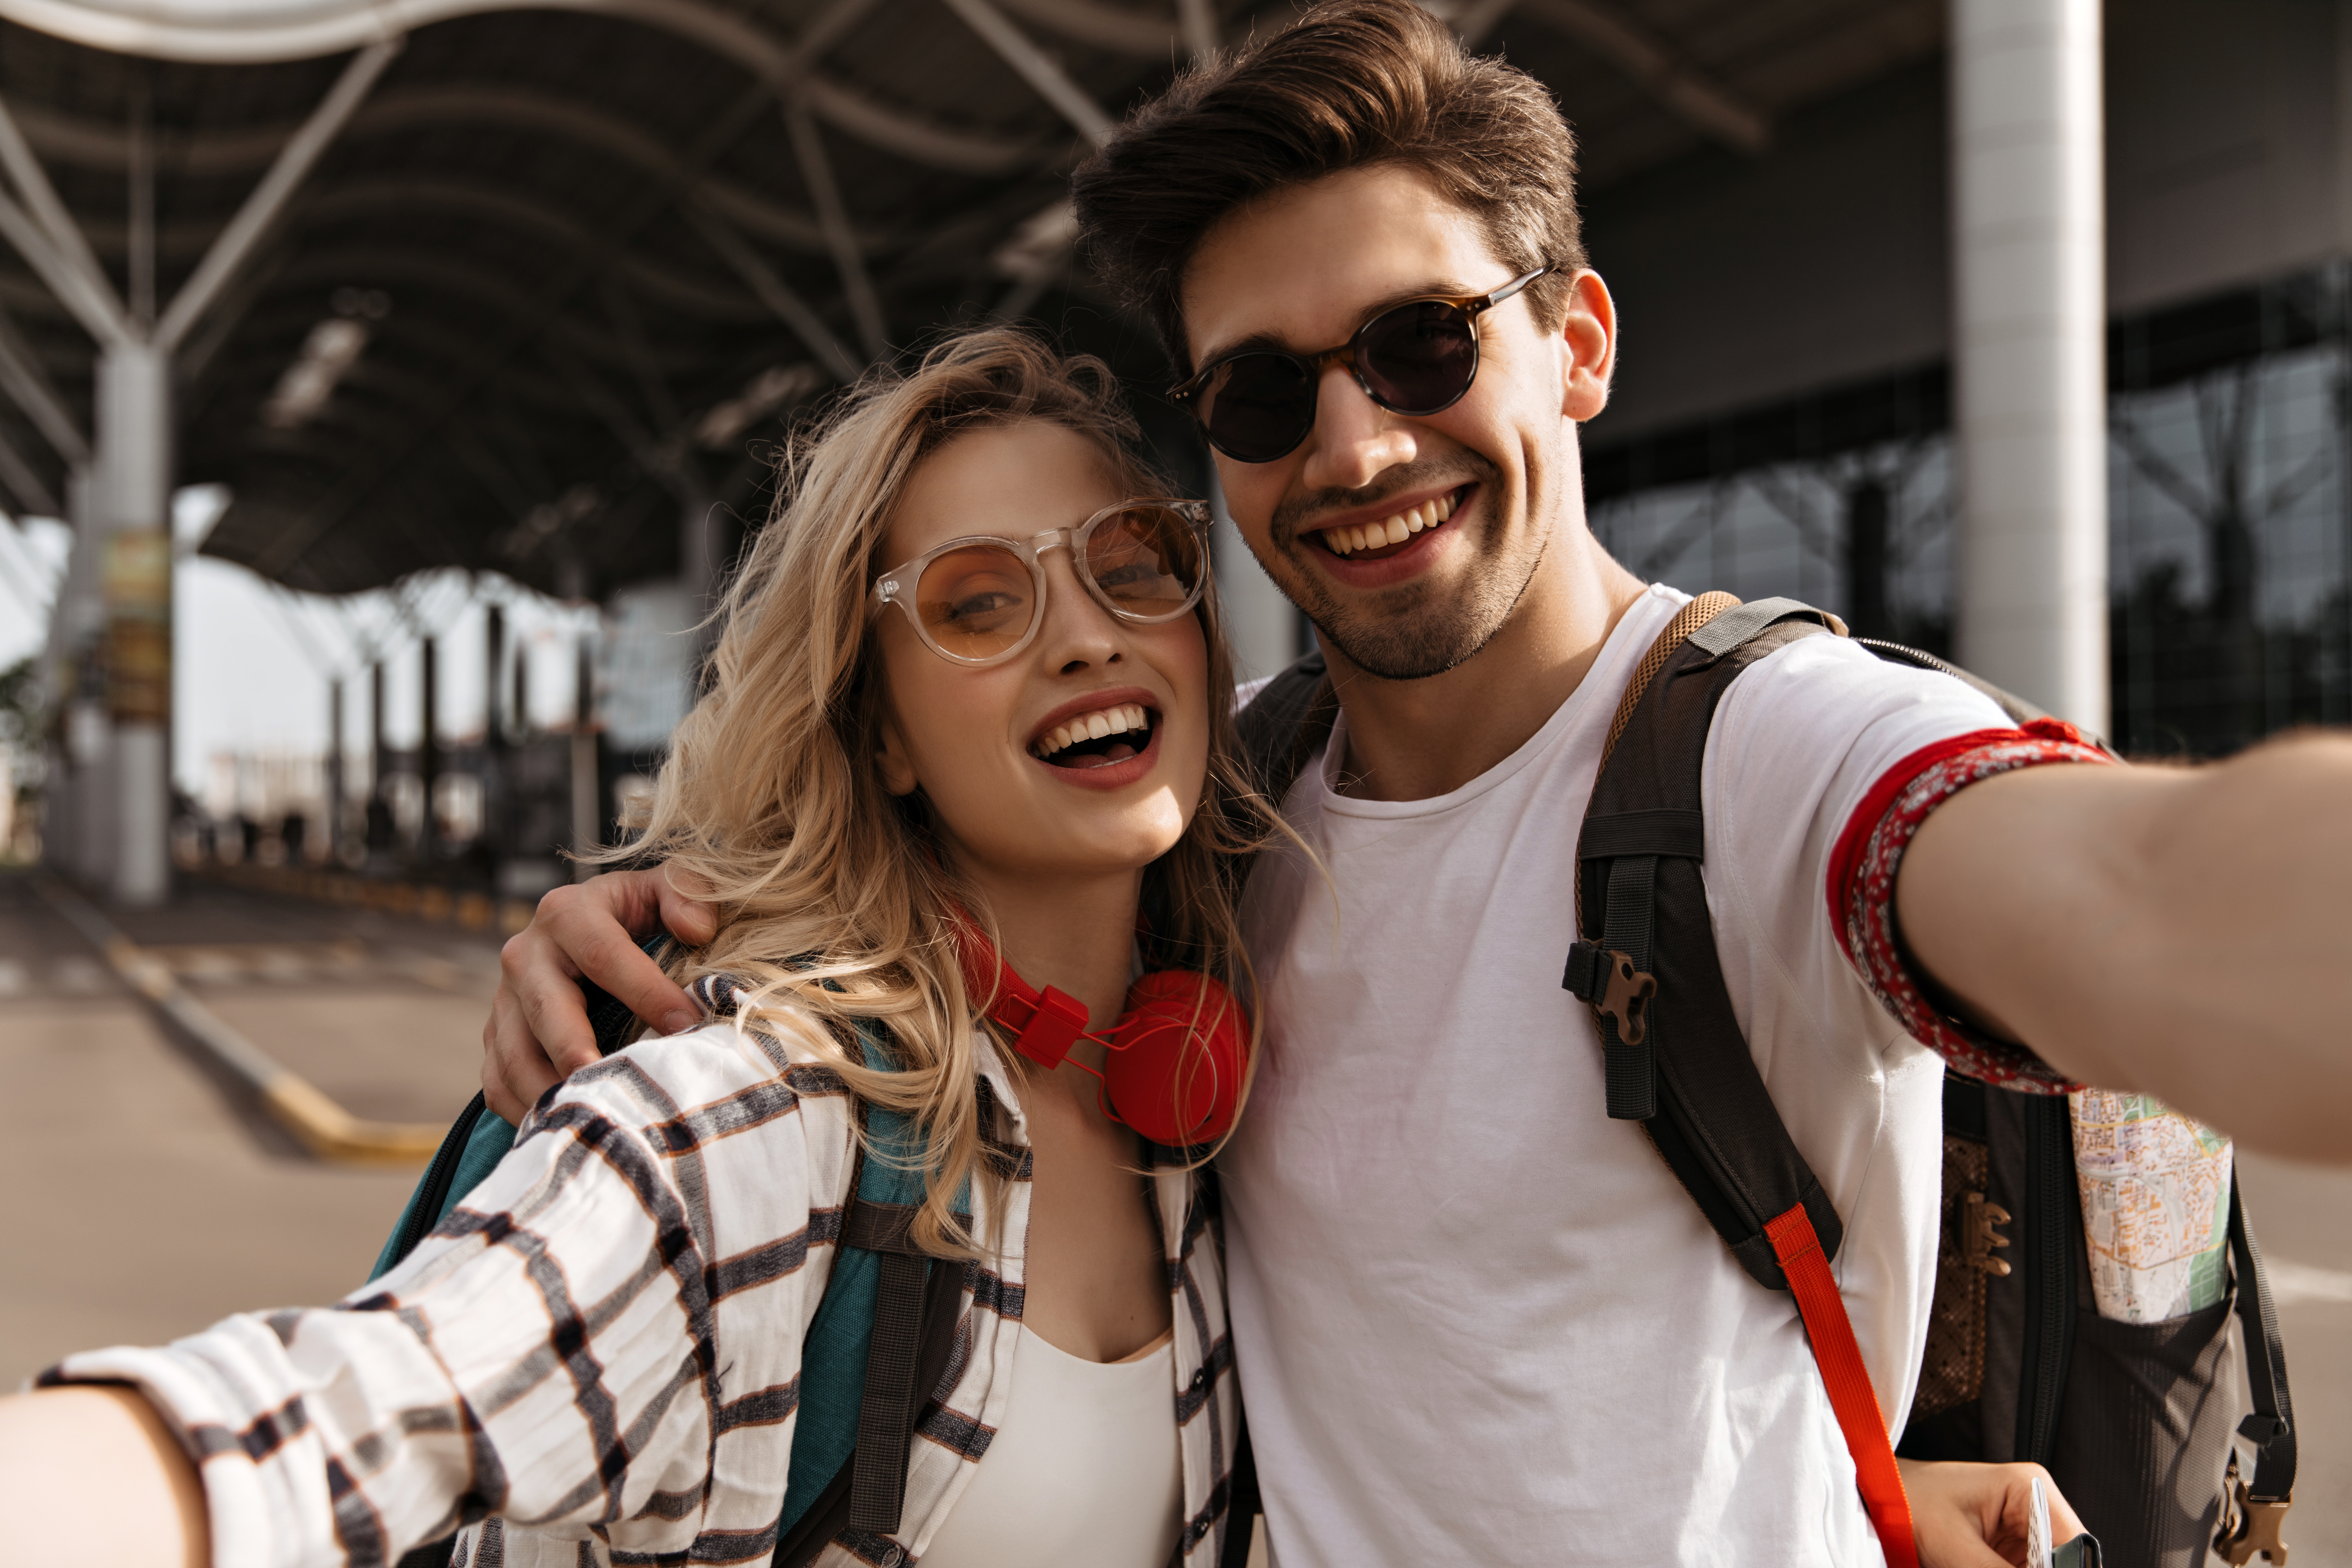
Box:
[0,0,2344,901]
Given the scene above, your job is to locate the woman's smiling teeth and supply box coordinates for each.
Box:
[1319,493,1457,556]
[1032,702,1154,767]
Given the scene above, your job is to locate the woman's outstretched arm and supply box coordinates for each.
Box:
[0,1385,209,1567]
[31,1016,842,1567]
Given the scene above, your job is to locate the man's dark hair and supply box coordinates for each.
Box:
[1070,0,1587,371]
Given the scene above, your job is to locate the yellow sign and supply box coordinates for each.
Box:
[103,529,171,723]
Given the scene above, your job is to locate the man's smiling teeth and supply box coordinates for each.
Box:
[1320,496,1452,555]
[1031,702,1152,760]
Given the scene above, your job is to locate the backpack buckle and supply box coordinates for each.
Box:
[2216,1456,2291,1564]
[1563,940,1656,1046]
[1963,1191,2013,1276]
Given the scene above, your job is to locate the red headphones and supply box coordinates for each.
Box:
[954,923,1251,1147]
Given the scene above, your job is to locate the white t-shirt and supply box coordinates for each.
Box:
[1225,584,2013,1567]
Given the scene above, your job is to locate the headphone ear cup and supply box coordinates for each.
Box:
[1102,971,1251,1147]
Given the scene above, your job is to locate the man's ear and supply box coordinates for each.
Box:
[875,706,920,797]
[1559,269,1616,423]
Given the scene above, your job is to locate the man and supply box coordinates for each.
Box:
[485,5,2351,1563]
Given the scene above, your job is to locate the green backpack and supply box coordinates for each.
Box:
[374,946,966,1568]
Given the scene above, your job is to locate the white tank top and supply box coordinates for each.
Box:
[919,1328,1182,1568]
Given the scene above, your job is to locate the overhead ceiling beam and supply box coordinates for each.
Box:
[284,176,786,321]
[8,88,896,258]
[596,277,685,438]
[155,38,404,354]
[0,184,130,348]
[1516,0,1768,154]
[0,299,89,465]
[0,103,132,348]
[127,75,155,327]
[215,247,711,386]
[784,99,887,359]
[685,204,863,383]
[0,0,1046,174]
[991,200,1078,320]
[0,420,58,515]
[246,74,831,583]
[995,0,1174,54]
[0,91,127,340]
[1175,0,1217,59]
[937,0,1118,147]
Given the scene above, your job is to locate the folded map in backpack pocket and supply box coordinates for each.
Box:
[2069,1089,2233,1323]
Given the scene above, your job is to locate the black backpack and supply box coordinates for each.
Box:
[1229,593,2294,1568]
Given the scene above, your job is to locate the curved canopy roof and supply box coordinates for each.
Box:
[0,0,1938,600]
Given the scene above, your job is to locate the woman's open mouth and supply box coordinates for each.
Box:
[1029,701,1156,770]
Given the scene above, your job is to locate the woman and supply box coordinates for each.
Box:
[0,329,1273,1568]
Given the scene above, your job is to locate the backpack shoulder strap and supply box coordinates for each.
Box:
[1234,649,1336,807]
[1564,593,1846,1282]
[373,933,679,1281]
[2216,1164,2297,1562]
[1562,592,1920,1568]
[1853,638,2050,728]
[774,1017,969,1566]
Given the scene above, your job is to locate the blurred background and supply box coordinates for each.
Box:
[0,0,2345,1558]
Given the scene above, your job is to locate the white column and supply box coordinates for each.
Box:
[94,341,173,904]
[52,465,114,882]
[1951,0,2108,732]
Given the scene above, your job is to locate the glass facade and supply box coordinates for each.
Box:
[1584,268,2352,757]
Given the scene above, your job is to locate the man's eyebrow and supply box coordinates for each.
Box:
[1193,279,1484,370]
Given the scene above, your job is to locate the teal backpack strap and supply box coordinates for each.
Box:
[369,1099,516,1281]
[369,936,672,1282]
[774,1017,969,1562]
[365,944,965,1566]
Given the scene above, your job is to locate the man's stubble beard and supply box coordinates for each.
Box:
[1273,454,1551,682]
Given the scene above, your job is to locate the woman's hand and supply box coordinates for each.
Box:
[482,868,718,1121]
[1902,1456,2087,1567]
[0,1386,209,1568]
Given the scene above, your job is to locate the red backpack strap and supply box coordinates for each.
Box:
[1767,1203,1919,1568]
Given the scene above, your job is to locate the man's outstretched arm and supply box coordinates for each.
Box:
[1900,729,2352,1160]
[482,870,715,1121]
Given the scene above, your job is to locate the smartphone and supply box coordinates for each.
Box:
[2029,1477,2104,1568]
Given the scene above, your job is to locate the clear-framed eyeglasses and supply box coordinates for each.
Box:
[872,498,1214,666]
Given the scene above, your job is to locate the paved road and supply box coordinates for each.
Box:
[1,870,2344,1564]
[0,871,495,1388]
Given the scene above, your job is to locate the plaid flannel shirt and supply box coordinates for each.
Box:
[49,1000,1241,1568]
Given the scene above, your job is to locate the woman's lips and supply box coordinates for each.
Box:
[1030,711,1164,790]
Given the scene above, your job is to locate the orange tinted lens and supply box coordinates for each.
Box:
[916,544,1036,658]
[1084,508,1202,620]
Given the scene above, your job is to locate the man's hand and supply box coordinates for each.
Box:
[482,869,719,1122]
[1902,1458,2086,1568]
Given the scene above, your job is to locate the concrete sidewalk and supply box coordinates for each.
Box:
[0,870,495,1387]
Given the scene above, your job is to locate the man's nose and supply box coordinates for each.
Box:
[1299,360,1415,492]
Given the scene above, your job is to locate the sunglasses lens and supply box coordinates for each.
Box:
[1201,353,1315,463]
[915,544,1036,659]
[1356,300,1479,414]
[1085,506,1205,620]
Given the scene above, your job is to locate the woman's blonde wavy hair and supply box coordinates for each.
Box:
[592,327,1275,1256]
